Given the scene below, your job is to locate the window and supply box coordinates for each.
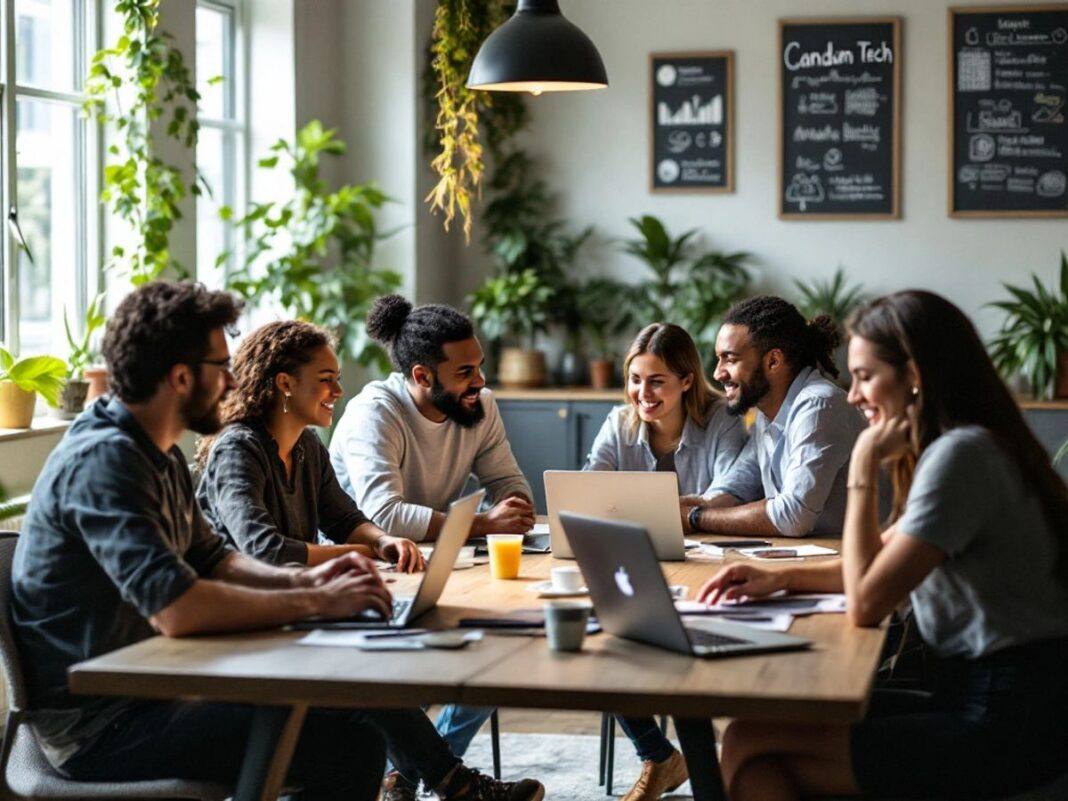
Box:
[1,0,99,358]
[196,0,245,288]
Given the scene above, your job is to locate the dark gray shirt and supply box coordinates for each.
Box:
[11,398,233,767]
[198,422,369,565]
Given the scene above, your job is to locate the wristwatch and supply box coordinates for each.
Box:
[688,505,702,533]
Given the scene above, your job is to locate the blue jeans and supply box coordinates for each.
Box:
[435,704,495,757]
[616,715,675,763]
[61,700,387,801]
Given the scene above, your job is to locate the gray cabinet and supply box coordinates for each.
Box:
[498,399,617,512]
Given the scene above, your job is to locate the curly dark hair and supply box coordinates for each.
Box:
[366,294,474,375]
[102,281,242,403]
[723,295,840,378]
[195,320,335,467]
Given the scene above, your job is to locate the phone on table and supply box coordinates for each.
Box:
[750,548,799,559]
[708,539,772,549]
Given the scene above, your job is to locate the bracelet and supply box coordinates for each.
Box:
[688,505,703,532]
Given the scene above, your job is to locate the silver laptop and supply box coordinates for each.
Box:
[299,490,484,630]
[560,512,810,658]
[545,470,685,560]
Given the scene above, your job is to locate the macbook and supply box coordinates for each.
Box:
[545,470,685,560]
[560,511,810,658]
[294,489,484,630]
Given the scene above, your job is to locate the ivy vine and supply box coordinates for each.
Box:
[83,0,203,286]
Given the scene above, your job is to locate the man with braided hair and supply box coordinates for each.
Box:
[685,295,868,539]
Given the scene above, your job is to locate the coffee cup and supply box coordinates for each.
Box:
[550,566,584,593]
[544,600,590,652]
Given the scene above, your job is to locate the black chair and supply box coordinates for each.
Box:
[598,713,669,795]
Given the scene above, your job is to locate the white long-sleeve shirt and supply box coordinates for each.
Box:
[328,373,532,541]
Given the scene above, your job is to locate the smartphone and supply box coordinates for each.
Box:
[751,548,798,559]
[708,539,772,549]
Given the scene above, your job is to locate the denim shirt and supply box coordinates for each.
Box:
[583,402,747,496]
[11,397,233,767]
[708,367,866,537]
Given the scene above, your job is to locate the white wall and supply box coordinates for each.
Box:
[489,0,1067,338]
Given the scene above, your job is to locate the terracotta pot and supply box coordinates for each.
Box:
[498,348,547,388]
[83,366,109,402]
[55,379,90,420]
[1056,350,1068,399]
[0,381,36,429]
[588,359,615,389]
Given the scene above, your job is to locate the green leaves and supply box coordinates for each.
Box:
[63,294,107,380]
[468,270,554,350]
[0,347,67,407]
[987,250,1068,400]
[793,267,868,332]
[224,121,401,371]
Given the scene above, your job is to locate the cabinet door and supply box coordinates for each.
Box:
[570,402,620,470]
[497,401,572,513]
[1023,408,1068,482]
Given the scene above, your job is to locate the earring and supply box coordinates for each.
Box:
[911,386,919,396]
[283,393,291,414]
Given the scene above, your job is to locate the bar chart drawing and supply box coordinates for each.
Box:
[658,94,723,126]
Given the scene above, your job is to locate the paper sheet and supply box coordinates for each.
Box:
[675,593,847,616]
[298,629,482,650]
[739,544,839,560]
[682,614,795,633]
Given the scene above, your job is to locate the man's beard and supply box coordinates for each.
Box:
[181,374,225,435]
[431,376,485,428]
[724,365,770,417]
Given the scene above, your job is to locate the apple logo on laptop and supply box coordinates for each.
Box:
[614,566,635,597]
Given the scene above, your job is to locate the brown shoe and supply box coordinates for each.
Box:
[621,750,688,801]
[381,771,418,801]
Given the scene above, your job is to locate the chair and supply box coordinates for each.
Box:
[597,713,669,795]
[0,531,230,800]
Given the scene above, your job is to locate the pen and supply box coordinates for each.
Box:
[361,628,430,639]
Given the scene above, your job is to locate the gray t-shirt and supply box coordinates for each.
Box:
[900,425,1068,659]
[198,422,369,565]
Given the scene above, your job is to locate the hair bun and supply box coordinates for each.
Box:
[808,314,841,351]
[366,295,412,344]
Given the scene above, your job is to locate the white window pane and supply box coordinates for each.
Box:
[197,126,232,286]
[15,0,77,94]
[17,98,80,358]
[196,5,229,120]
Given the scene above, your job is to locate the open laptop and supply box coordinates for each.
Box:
[560,511,810,658]
[545,470,685,560]
[294,489,484,630]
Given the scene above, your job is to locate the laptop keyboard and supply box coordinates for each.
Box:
[686,627,752,651]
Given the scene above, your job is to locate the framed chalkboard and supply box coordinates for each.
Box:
[650,51,734,193]
[949,5,1068,218]
[779,18,902,219]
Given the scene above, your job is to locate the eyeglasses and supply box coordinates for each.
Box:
[198,357,232,372]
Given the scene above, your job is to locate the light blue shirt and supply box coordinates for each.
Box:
[583,402,747,496]
[708,367,866,537]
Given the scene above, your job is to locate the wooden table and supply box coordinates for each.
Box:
[69,538,885,801]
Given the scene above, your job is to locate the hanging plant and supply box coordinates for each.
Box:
[83,0,203,286]
[424,0,527,241]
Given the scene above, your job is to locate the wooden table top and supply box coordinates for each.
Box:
[69,536,885,724]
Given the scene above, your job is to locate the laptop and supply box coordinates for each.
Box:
[294,489,484,630]
[545,470,685,560]
[560,511,811,658]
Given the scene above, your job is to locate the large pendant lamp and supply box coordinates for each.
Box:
[466,0,608,95]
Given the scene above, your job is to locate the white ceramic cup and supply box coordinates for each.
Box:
[550,566,584,593]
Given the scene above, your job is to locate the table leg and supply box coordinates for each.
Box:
[234,704,308,801]
[673,717,727,801]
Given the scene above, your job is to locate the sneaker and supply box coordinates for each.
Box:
[438,764,544,801]
[621,749,688,801]
[381,770,419,801]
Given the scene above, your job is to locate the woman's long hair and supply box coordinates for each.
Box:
[848,291,1068,578]
[194,320,335,467]
[621,323,721,432]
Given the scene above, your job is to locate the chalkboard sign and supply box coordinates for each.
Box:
[650,51,734,193]
[949,5,1068,218]
[779,18,902,219]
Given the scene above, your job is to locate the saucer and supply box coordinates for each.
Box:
[527,580,589,598]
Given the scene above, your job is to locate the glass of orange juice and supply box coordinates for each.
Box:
[487,534,523,579]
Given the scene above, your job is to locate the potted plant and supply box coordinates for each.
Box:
[59,294,106,418]
[576,278,635,388]
[988,251,1068,400]
[793,267,867,384]
[468,270,554,387]
[623,215,751,372]
[0,346,66,429]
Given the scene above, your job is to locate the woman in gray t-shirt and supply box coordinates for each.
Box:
[697,291,1068,800]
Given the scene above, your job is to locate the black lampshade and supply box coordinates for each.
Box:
[467,0,608,95]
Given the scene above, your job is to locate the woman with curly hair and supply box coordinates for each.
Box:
[196,320,424,571]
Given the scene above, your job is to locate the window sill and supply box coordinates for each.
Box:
[0,416,70,444]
